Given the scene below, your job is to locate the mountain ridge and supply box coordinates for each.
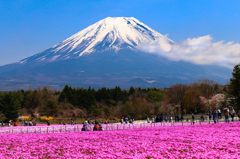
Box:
[0,17,231,90]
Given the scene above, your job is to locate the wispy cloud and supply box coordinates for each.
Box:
[138,35,240,69]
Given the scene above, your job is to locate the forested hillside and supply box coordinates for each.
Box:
[0,77,231,123]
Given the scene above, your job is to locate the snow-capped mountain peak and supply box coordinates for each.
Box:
[19,17,174,64]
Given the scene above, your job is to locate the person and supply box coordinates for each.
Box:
[160,113,163,122]
[192,114,195,125]
[129,118,132,124]
[170,116,172,123]
[208,111,212,121]
[212,108,218,124]
[120,117,123,124]
[125,117,128,124]
[47,120,50,126]
[8,120,12,127]
[132,118,134,124]
[164,116,168,122]
[218,109,222,119]
[71,119,74,125]
[223,106,230,123]
[63,121,67,125]
[181,115,183,121]
[104,119,108,124]
[13,120,17,126]
[147,117,150,123]
[82,121,90,131]
[33,121,37,126]
[155,115,159,123]
[229,107,236,122]
[152,117,155,123]
[237,110,240,121]
[24,121,28,126]
[174,114,177,122]
[29,120,33,126]
[93,121,102,131]
[201,115,204,122]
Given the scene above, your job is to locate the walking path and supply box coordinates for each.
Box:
[0,118,238,134]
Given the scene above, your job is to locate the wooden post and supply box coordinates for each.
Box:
[182,120,183,126]
[117,124,118,130]
[151,123,152,127]
[77,125,79,132]
[47,127,48,133]
[65,126,66,132]
[53,127,54,133]
[40,127,41,133]
[129,123,130,129]
[12,129,13,133]
[27,128,28,133]
[161,122,162,126]
[209,118,210,124]
[154,122,155,127]
[123,124,125,130]
[35,128,36,133]
[21,129,22,134]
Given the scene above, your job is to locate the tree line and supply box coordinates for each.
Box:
[1,64,240,122]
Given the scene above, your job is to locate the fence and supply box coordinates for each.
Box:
[0,117,239,134]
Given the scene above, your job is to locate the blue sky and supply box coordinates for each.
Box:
[0,0,240,66]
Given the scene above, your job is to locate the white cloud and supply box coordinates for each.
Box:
[138,35,240,68]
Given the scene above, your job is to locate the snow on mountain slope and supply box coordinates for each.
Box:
[19,17,175,64]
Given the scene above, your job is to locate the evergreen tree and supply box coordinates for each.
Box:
[229,64,240,108]
[128,86,135,95]
[42,100,59,116]
[0,92,20,121]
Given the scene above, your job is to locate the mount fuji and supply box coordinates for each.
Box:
[0,17,231,90]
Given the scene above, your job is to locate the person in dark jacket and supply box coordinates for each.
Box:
[71,119,74,125]
[201,115,204,122]
[93,121,103,131]
[120,117,123,124]
[47,120,50,126]
[160,113,163,122]
[192,114,195,125]
[212,108,218,124]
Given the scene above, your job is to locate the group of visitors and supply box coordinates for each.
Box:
[59,119,76,125]
[152,114,183,123]
[203,106,240,124]
[23,120,37,126]
[222,106,240,123]
[81,117,103,131]
[120,117,134,124]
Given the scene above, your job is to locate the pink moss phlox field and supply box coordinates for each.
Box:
[0,123,240,158]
